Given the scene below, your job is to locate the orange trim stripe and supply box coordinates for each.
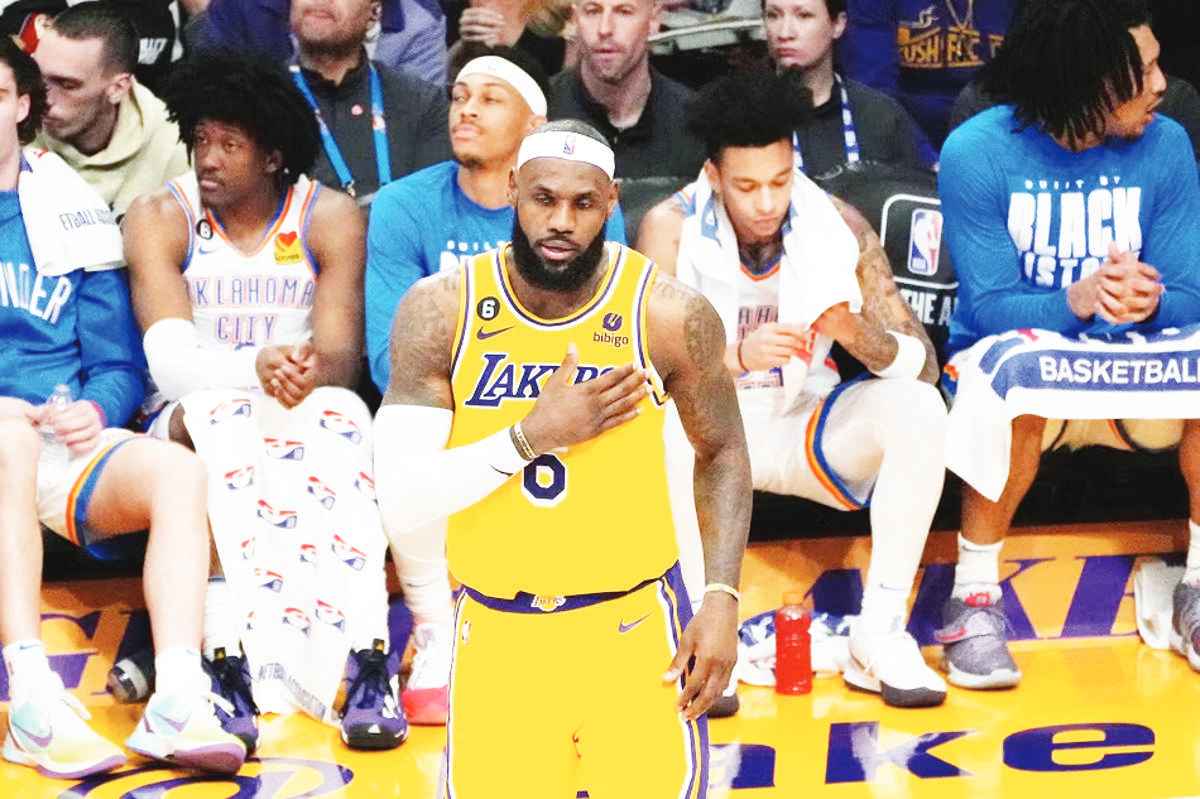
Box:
[207,185,296,257]
[63,442,121,546]
[297,182,320,273]
[804,401,859,510]
[1107,419,1135,451]
[739,260,782,282]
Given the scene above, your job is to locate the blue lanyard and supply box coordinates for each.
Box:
[289,62,391,198]
[793,74,860,175]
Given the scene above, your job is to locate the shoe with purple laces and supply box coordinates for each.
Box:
[204,648,259,754]
[340,640,408,750]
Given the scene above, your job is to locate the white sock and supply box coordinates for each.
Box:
[1186,520,1200,586]
[154,647,208,696]
[392,521,454,628]
[953,534,1003,603]
[3,640,53,704]
[203,576,241,660]
[858,583,909,635]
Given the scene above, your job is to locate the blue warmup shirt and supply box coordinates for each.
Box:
[0,189,145,425]
[842,0,1015,151]
[366,160,629,392]
[941,105,1200,356]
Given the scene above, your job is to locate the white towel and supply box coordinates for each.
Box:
[1133,558,1185,650]
[673,169,862,407]
[945,324,1200,500]
[19,148,123,275]
[181,386,390,724]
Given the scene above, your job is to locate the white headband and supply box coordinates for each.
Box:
[515,130,616,179]
[455,56,547,117]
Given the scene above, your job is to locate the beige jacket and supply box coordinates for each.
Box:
[35,82,189,216]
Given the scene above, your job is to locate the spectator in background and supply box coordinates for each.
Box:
[840,0,1016,153]
[548,0,704,179]
[31,3,189,217]
[2,0,183,93]
[1150,0,1199,93]
[766,0,930,175]
[290,0,450,206]
[366,47,627,394]
[193,0,449,85]
[450,0,569,78]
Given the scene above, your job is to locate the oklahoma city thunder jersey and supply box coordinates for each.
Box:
[166,172,321,350]
[447,243,678,599]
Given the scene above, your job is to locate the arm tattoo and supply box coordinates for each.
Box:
[381,270,460,409]
[833,197,940,383]
[651,275,752,589]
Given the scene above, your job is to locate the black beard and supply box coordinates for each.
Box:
[510,216,607,293]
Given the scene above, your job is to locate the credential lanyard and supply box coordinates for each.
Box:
[793,74,861,175]
[290,62,391,198]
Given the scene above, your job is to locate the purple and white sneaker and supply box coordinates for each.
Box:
[340,640,408,750]
[126,688,247,774]
[204,648,260,754]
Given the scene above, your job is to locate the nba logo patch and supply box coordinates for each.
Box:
[245,610,256,632]
[907,208,943,277]
[209,398,252,425]
[306,476,337,509]
[562,134,576,155]
[255,569,284,593]
[225,465,255,490]
[315,599,347,632]
[331,534,367,571]
[257,499,298,529]
[319,410,363,444]
[354,472,376,501]
[282,607,312,636]
[274,231,304,264]
[298,542,318,565]
[241,537,256,560]
[264,437,305,461]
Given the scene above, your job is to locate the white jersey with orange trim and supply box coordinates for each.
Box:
[166,172,322,350]
[732,260,840,418]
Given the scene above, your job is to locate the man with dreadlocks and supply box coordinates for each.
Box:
[122,53,407,753]
[939,0,1200,689]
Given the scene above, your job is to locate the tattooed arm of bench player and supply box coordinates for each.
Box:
[649,273,752,720]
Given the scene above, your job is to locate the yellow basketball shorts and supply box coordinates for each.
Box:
[442,563,708,799]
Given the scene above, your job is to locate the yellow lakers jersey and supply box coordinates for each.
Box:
[447,243,677,598]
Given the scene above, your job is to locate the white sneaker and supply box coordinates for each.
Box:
[2,673,126,779]
[126,689,246,774]
[402,622,451,725]
[845,626,947,707]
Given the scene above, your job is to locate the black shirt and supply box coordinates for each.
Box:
[793,78,928,178]
[548,67,705,180]
[297,53,452,205]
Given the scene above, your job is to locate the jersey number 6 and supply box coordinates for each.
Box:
[522,454,567,507]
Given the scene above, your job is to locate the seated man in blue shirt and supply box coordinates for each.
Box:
[0,40,244,779]
[938,0,1200,689]
[366,45,627,395]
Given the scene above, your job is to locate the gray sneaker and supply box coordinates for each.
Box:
[1170,580,1200,671]
[934,595,1021,689]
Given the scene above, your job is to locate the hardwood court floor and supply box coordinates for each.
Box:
[6,521,1200,798]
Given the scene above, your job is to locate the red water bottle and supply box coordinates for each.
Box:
[775,591,812,694]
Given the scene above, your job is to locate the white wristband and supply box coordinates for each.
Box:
[872,331,926,380]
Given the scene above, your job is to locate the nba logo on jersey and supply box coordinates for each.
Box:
[274,231,304,264]
[209,398,252,425]
[245,610,256,632]
[257,499,299,529]
[306,476,337,509]
[299,542,318,564]
[562,135,576,155]
[255,569,284,593]
[282,607,312,636]
[319,410,363,444]
[315,599,347,632]
[264,438,305,460]
[331,534,367,571]
[354,472,376,501]
[241,536,256,560]
[907,208,943,277]
[225,465,255,490]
